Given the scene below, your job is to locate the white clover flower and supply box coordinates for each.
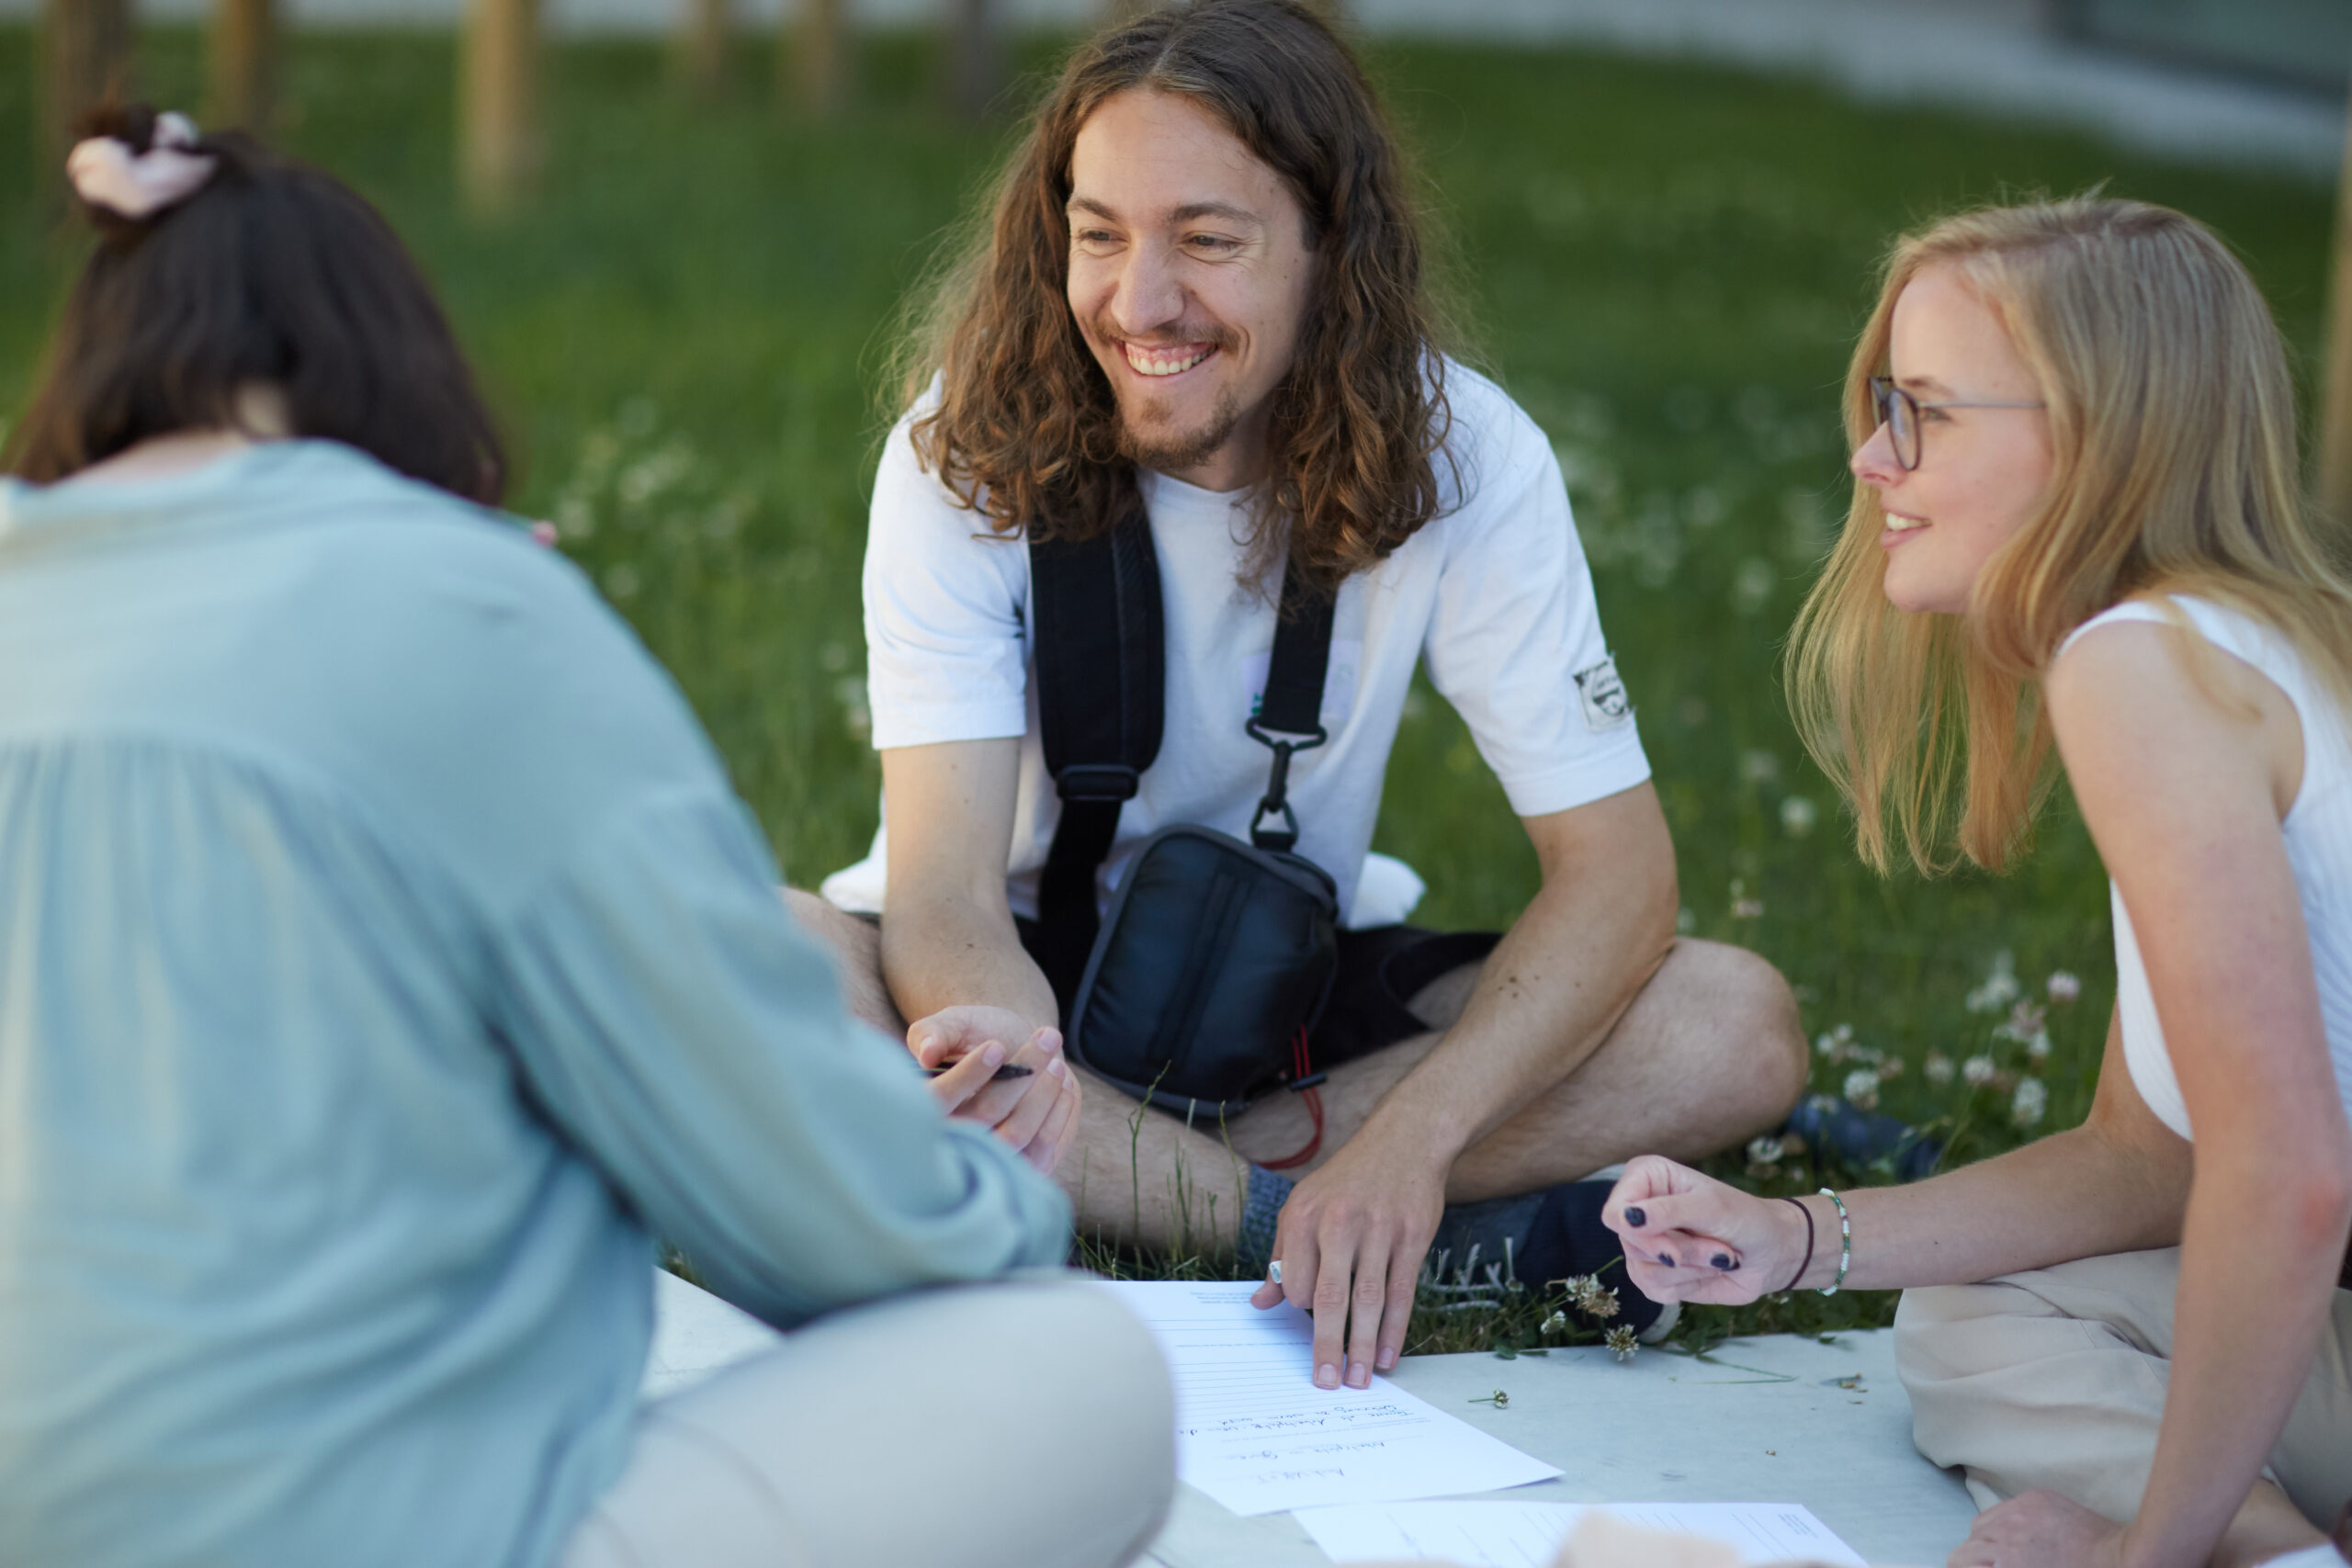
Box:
[1876,1055,1905,1080]
[1605,1325,1640,1362]
[1962,1054,1998,1087]
[2047,971,2082,1004]
[1729,878,1763,919]
[833,674,871,741]
[1540,1309,1568,1335]
[1572,1277,1621,1320]
[1780,795,1818,837]
[1842,1068,1881,1111]
[1996,998,2047,1045]
[1747,1135,1787,1166]
[1738,750,1781,784]
[2026,1032,2052,1062]
[1815,1032,1840,1057]
[2011,1077,2049,1127]
[1964,951,2020,1014]
[1924,1051,1955,1085]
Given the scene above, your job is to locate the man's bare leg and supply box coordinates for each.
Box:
[1221,938,1807,1201]
[783,893,1806,1255]
[782,889,905,1038]
[1058,937,1805,1248]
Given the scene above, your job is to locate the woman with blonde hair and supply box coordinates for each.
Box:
[1604,196,2352,1568]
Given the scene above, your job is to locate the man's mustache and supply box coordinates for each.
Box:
[1091,320,1240,357]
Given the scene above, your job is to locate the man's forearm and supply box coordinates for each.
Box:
[879,893,1059,1039]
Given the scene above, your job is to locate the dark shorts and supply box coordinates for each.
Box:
[1012,916,1500,1073]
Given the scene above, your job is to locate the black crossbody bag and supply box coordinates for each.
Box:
[1027,513,1339,1158]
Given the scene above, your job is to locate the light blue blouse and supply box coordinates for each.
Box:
[0,441,1072,1568]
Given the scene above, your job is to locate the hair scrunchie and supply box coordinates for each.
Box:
[67,111,218,220]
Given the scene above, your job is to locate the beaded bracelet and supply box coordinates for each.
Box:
[1774,1195,1815,1294]
[1816,1188,1851,1295]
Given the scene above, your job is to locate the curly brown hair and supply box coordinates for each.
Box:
[895,0,1458,592]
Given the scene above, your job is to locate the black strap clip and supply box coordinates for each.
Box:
[1246,717,1327,852]
[1057,763,1140,802]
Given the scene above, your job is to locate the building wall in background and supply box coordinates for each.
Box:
[2065,0,2352,95]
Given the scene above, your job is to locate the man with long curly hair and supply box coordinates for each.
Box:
[794,0,1808,1386]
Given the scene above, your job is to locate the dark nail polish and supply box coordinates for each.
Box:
[1712,1254,1734,1270]
[1658,1252,1676,1269]
[1624,1206,1646,1227]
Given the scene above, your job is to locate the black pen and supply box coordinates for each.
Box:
[924,1062,1035,1081]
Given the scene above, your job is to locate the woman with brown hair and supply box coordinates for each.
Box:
[0,107,1168,1568]
[1605,197,2352,1567]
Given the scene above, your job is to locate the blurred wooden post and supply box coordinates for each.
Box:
[947,0,1000,123]
[782,0,842,118]
[678,0,726,98]
[38,0,133,180]
[459,0,540,217]
[2321,97,2352,525]
[208,0,274,133]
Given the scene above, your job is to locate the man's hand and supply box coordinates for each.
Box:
[1248,1130,1445,1389]
[914,1005,1081,1176]
[1948,1491,2127,1568]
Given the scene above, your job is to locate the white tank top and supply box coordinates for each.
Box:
[2059,596,2352,1141]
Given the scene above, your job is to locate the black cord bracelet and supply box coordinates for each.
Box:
[1776,1195,1815,1294]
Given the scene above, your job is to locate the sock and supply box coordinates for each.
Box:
[1237,1165,1294,1276]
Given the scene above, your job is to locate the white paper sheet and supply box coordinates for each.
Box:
[1293,1500,1869,1567]
[1097,1280,1561,1517]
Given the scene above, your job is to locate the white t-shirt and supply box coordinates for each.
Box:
[819,363,1650,928]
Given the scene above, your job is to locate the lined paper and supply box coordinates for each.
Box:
[1097,1280,1560,1517]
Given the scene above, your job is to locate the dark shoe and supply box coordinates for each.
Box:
[1782,1094,1943,1181]
[1422,1178,1675,1342]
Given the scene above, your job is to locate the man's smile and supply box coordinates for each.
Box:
[1120,341,1219,378]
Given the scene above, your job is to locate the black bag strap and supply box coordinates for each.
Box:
[1029,511,1164,1009]
[1029,517,1334,1006]
[1245,563,1334,852]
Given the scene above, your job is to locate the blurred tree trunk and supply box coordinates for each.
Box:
[208,0,274,134]
[782,0,843,118]
[2322,97,2352,526]
[677,0,727,99]
[39,0,133,182]
[946,0,1000,123]
[459,0,540,217]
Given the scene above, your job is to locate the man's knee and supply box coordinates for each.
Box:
[1674,940,1808,1119]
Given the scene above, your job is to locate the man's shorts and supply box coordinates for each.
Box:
[1012,918,1500,1075]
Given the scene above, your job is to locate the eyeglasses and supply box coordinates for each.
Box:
[1868,376,2044,471]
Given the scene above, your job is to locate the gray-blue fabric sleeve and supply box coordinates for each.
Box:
[488,786,1072,1329]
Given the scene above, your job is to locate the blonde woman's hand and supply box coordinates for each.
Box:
[1600,1155,1807,1306]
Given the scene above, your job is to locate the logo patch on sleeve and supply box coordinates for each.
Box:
[1574,656,1633,730]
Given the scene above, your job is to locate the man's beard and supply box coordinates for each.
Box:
[1113,381,1247,475]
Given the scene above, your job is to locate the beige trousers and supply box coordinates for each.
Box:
[560,1279,1176,1568]
[1894,1248,2352,1531]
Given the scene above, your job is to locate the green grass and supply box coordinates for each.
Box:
[2,25,2337,1354]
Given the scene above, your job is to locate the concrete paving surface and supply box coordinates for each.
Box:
[1140,1328,1975,1567]
[646,1270,1978,1566]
